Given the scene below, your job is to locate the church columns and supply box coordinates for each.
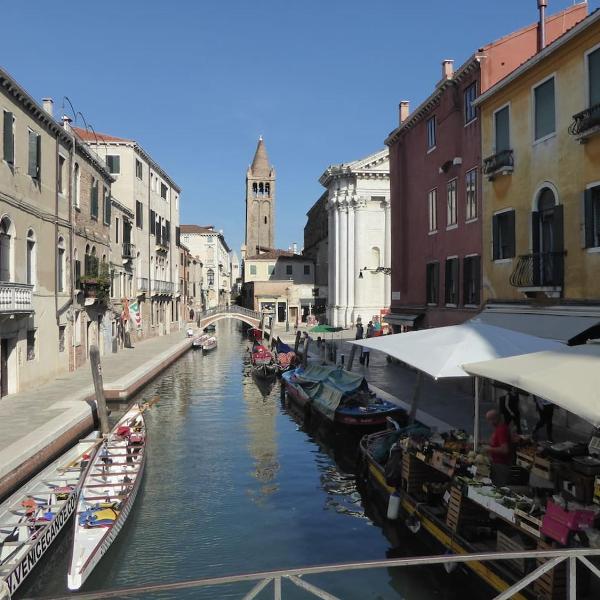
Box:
[333,205,340,326]
[353,201,364,320]
[338,204,348,328]
[346,200,355,326]
[383,199,391,308]
[327,202,336,324]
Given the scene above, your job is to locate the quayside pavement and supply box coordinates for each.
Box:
[0,329,193,498]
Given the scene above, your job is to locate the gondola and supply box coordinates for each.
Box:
[251,343,276,379]
[201,336,217,353]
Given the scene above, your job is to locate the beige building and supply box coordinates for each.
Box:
[242,251,315,327]
[75,128,182,339]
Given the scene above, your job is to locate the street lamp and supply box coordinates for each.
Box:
[358,266,392,279]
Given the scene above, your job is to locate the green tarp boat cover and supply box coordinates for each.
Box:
[293,366,366,421]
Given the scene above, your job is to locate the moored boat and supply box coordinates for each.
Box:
[251,343,276,379]
[202,336,217,353]
[192,334,209,349]
[67,404,146,591]
[0,433,100,597]
[281,365,406,428]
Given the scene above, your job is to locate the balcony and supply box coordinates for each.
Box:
[151,280,175,295]
[122,242,136,259]
[137,277,149,294]
[0,282,34,314]
[509,252,565,297]
[155,233,169,253]
[483,149,514,180]
[80,260,110,304]
[569,103,600,142]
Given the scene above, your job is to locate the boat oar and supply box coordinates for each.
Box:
[140,396,160,412]
[57,437,104,473]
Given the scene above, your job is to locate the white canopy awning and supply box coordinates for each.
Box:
[351,321,563,379]
[463,344,600,427]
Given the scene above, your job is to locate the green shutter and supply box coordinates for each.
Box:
[584,189,594,248]
[28,131,37,177]
[495,107,510,153]
[492,214,500,260]
[589,48,600,107]
[534,78,555,140]
[506,211,516,258]
[3,112,14,164]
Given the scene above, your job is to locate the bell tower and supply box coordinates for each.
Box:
[245,136,275,257]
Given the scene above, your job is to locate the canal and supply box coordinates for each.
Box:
[19,322,477,599]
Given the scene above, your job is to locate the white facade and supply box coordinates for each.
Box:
[180,226,232,309]
[320,149,391,328]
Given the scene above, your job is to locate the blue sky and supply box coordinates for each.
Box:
[3,0,596,254]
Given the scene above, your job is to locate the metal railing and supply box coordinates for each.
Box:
[137,277,149,292]
[483,149,514,175]
[0,282,33,313]
[122,242,136,259]
[43,547,600,600]
[151,279,174,294]
[509,251,565,288]
[569,102,600,137]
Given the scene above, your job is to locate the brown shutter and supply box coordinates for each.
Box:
[3,112,14,164]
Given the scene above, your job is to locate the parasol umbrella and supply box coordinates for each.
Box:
[310,325,343,359]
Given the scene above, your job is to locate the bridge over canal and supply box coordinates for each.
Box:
[197,305,262,330]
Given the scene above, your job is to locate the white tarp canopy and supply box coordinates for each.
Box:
[351,321,563,379]
[463,343,600,428]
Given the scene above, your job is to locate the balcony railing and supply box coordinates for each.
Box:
[137,277,149,292]
[569,102,600,140]
[151,279,175,294]
[509,251,566,289]
[483,149,514,177]
[0,282,34,313]
[155,233,169,251]
[122,242,136,259]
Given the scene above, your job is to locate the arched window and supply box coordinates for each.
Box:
[258,182,264,195]
[57,237,65,292]
[0,216,14,282]
[371,246,381,268]
[265,182,270,195]
[207,268,215,286]
[252,182,258,196]
[26,229,36,287]
[73,163,80,209]
[264,216,268,225]
[74,247,80,289]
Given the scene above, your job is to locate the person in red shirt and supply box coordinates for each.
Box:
[482,409,513,485]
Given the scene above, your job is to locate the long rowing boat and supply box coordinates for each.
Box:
[67,404,146,591]
[0,433,100,597]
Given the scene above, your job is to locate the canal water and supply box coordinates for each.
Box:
[19,322,478,599]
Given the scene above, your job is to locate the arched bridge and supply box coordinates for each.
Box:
[197,305,262,330]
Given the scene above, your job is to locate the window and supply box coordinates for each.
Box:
[492,210,516,260]
[267,264,275,275]
[444,258,459,305]
[58,325,65,353]
[28,129,41,180]
[160,182,168,199]
[264,216,268,225]
[136,200,143,229]
[465,169,477,221]
[286,264,293,276]
[588,47,600,107]
[26,330,36,361]
[165,220,170,242]
[3,111,15,167]
[494,105,510,153]
[90,177,99,219]
[0,216,13,282]
[447,179,457,227]
[115,217,119,243]
[584,185,600,248]
[57,237,65,292]
[464,83,477,123]
[463,255,481,305]
[74,311,81,346]
[426,116,436,149]
[106,155,120,174]
[73,163,80,209]
[534,77,556,141]
[135,158,143,180]
[426,262,439,305]
[304,264,310,275]
[103,187,111,225]
[250,264,257,275]
[58,155,66,194]
[207,268,215,285]
[176,226,181,247]
[26,229,35,286]
[428,189,437,232]
[150,209,156,235]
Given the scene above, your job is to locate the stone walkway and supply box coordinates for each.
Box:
[0,330,192,497]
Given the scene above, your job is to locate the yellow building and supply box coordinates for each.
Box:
[475,11,600,341]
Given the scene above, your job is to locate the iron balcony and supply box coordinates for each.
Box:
[483,149,514,180]
[509,251,566,289]
[569,102,600,142]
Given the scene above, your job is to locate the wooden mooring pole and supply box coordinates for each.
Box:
[294,330,301,353]
[90,345,110,435]
[302,338,311,368]
[346,345,357,371]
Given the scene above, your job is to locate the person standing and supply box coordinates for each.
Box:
[361,321,374,367]
[533,396,555,443]
[355,322,364,341]
[482,409,513,485]
[500,386,522,434]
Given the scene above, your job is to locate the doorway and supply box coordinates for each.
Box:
[277,302,286,323]
[533,187,563,286]
[1,338,9,397]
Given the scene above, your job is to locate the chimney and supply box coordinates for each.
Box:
[538,0,548,51]
[62,115,72,132]
[42,98,54,117]
[399,100,410,124]
[442,59,454,80]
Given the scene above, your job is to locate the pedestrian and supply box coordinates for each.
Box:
[362,346,370,367]
[355,322,364,341]
[499,386,522,434]
[366,321,374,339]
[481,409,514,485]
[533,396,555,443]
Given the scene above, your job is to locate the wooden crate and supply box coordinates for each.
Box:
[445,486,463,532]
[516,450,535,470]
[534,540,566,600]
[531,455,554,482]
[401,453,447,495]
[496,530,535,574]
[431,450,456,477]
[514,508,542,538]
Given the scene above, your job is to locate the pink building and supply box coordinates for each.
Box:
[385,3,587,331]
